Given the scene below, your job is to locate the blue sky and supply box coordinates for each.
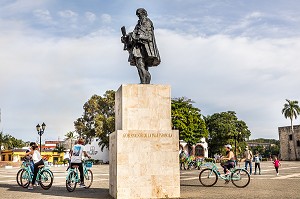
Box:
[1,0,300,143]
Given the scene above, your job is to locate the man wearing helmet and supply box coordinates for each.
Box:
[121,8,161,84]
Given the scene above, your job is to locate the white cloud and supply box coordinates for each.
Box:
[33,9,53,24]
[1,0,300,142]
[58,10,78,22]
[85,11,96,23]
[100,14,112,24]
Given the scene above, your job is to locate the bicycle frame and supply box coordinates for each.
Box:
[204,162,239,181]
[66,162,91,183]
[22,161,53,183]
[199,161,251,188]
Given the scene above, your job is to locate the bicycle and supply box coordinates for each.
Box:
[188,158,204,170]
[20,160,54,190]
[16,160,31,186]
[65,160,93,192]
[199,162,250,188]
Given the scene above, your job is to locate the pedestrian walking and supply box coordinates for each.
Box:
[179,150,187,170]
[273,156,281,176]
[254,151,262,175]
[243,146,253,175]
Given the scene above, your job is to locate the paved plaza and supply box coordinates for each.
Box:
[0,161,299,199]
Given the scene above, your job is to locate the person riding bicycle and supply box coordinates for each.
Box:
[70,138,91,188]
[221,144,235,175]
[25,142,44,190]
[24,142,35,173]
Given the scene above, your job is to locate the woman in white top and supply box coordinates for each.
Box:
[25,142,44,190]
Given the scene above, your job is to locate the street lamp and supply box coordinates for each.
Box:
[36,122,46,153]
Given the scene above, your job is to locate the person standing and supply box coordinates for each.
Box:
[179,150,187,170]
[243,146,253,175]
[70,138,91,188]
[254,151,262,175]
[273,156,281,176]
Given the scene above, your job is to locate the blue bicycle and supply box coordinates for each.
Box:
[66,160,93,192]
[199,162,250,188]
[20,161,54,190]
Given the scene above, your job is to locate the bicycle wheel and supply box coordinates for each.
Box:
[39,170,53,190]
[16,169,23,186]
[20,170,31,188]
[66,171,77,192]
[199,168,218,187]
[84,169,93,189]
[231,168,251,188]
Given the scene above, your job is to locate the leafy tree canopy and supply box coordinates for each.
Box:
[171,97,208,145]
[74,90,115,150]
[205,111,251,157]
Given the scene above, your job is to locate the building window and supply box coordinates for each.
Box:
[289,134,293,140]
[8,155,12,161]
[297,140,300,147]
[195,145,204,157]
[2,155,5,161]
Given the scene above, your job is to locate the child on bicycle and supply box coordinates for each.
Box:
[70,138,91,188]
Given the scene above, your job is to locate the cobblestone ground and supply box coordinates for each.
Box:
[0,161,299,198]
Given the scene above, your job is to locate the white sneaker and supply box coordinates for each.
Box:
[28,185,33,190]
[79,183,86,188]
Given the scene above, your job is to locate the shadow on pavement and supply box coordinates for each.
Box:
[0,183,113,199]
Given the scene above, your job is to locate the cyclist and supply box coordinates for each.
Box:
[221,144,235,176]
[70,138,91,188]
[24,142,35,173]
[25,142,44,190]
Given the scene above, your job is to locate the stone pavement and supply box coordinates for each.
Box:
[0,161,299,198]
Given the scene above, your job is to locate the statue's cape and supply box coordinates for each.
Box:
[127,18,161,67]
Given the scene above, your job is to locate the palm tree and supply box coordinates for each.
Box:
[282,99,300,160]
[65,131,76,149]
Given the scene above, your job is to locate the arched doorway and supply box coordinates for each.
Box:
[195,145,204,157]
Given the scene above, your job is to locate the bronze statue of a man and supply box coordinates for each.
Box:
[121,8,161,84]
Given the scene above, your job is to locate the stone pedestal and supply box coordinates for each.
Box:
[109,84,180,199]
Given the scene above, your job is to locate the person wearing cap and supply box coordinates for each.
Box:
[221,144,235,176]
[243,146,253,175]
[70,138,91,188]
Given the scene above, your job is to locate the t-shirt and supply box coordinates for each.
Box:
[254,155,261,163]
[273,160,280,167]
[71,144,86,163]
[32,150,42,164]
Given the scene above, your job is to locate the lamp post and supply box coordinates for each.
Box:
[36,122,46,153]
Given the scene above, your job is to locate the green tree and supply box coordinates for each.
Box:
[205,111,251,158]
[171,97,208,145]
[64,131,77,149]
[74,90,115,150]
[282,99,300,160]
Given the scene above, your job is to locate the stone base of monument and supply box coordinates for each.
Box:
[109,84,180,199]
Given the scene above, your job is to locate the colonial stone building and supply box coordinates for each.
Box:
[179,138,208,158]
[278,125,300,160]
